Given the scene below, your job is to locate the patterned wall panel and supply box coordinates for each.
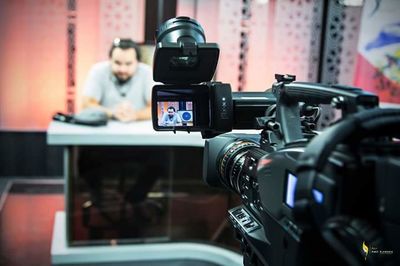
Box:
[74,0,100,112]
[216,0,243,91]
[176,0,196,20]
[67,0,77,114]
[318,1,363,129]
[211,0,323,91]
[98,0,145,61]
[194,0,220,43]
[337,6,363,84]
[245,1,273,91]
[320,1,362,85]
[176,0,220,43]
[270,0,323,86]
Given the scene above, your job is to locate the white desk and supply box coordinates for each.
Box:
[47,120,205,146]
[47,120,241,266]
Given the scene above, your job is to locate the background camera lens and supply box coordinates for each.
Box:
[217,140,259,193]
[156,16,206,45]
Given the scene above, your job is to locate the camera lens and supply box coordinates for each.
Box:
[155,16,206,45]
[153,16,219,83]
[217,140,260,193]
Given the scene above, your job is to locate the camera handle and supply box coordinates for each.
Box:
[272,74,379,145]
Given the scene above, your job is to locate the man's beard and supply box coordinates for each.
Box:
[115,74,132,85]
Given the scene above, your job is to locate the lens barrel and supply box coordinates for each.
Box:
[155,16,206,45]
[217,140,260,193]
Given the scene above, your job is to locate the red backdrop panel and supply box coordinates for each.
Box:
[0,0,68,131]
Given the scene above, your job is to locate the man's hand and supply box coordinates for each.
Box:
[112,101,138,122]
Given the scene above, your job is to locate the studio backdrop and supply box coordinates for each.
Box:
[0,0,399,131]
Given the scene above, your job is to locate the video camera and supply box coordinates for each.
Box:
[151,17,400,266]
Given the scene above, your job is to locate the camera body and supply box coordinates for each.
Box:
[151,16,231,137]
[152,17,400,265]
[203,126,400,265]
[152,82,233,135]
[152,16,275,138]
[202,78,399,265]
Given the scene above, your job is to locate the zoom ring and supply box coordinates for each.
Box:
[218,141,259,190]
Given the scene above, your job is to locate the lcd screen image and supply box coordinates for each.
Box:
[157,101,194,127]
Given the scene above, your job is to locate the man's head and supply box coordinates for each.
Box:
[167,106,176,117]
[109,38,141,83]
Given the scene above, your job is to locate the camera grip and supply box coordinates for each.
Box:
[282,82,376,106]
[273,81,379,144]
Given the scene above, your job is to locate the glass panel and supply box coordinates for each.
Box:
[68,146,237,248]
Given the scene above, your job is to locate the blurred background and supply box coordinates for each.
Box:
[0,0,399,264]
[0,0,399,132]
[1,0,399,177]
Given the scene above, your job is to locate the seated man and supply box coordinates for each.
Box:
[79,39,164,235]
[161,106,182,126]
[82,38,153,122]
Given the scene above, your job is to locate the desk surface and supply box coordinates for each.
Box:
[47,120,205,146]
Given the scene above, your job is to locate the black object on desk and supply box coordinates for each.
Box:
[53,108,108,126]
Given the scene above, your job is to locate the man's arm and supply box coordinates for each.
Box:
[82,90,150,122]
[81,63,117,117]
[82,96,114,118]
[110,102,151,122]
